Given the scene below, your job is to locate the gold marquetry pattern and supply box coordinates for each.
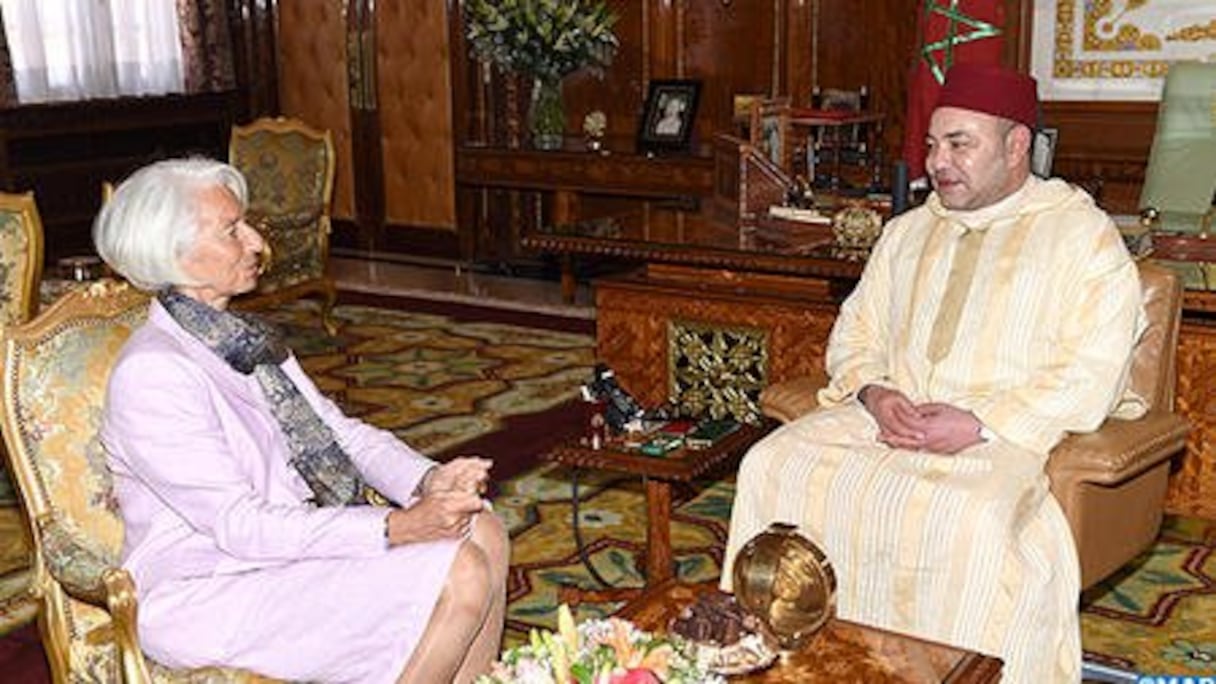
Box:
[667,319,768,423]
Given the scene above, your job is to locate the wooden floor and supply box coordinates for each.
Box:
[329,255,595,315]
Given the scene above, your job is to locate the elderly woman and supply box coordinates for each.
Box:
[94,157,507,683]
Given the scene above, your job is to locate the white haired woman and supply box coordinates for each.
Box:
[94,157,507,683]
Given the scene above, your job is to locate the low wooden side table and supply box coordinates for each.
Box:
[543,421,770,604]
[619,580,1003,683]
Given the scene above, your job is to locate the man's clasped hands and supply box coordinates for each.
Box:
[860,385,987,455]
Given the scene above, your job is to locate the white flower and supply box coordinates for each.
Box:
[583,110,607,137]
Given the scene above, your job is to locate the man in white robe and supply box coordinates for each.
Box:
[721,64,1145,683]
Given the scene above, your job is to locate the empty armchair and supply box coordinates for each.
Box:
[0,190,44,632]
[758,260,1190,589]
[229,116,338,334]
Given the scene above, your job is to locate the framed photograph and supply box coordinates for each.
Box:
[748,97,792,172]
[1032,127,1058,178]
[638,79,701,153]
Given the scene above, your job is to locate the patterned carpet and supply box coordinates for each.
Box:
[497,464,1216,676]
[262,297,597,463]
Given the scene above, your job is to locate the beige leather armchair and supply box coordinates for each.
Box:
[758,260,1190,589]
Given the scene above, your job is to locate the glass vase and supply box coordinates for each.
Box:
[529,77,565,151]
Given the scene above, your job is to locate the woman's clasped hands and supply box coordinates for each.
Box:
[385,457,492,546]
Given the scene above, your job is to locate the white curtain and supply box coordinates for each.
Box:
[0,0,183,103]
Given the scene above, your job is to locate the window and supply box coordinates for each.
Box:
[1,0,183,104]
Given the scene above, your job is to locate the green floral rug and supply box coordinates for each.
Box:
[264,299,596,457]
[1081,515,1216,675]
[497,464,1216,676]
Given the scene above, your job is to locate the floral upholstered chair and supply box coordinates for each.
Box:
[0,280,279,683]
[229,116,338,334]
[0,190,44,632]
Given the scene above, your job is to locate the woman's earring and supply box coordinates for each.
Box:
[258,242,273,275]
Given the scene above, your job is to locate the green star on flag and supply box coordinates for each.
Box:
[920,1,1003,84]
[902,0,1007,179]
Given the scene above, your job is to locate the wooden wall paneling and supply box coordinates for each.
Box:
[276,0,355,222]
[376,2,457,232]
[785,0,813,107]
[229,0,280,120]
[812,0,918,176]
[1045,101,1156,214]
[647,0,680,79]
[563,1,646,145]
[345,0,384,241]
[682,1,782,143]
[1012,0,1156,215]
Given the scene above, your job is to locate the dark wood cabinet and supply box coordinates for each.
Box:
[0,91,239,266]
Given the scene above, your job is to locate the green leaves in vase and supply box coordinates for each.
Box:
[464,0,620,82]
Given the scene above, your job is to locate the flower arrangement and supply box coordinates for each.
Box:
[477,605,725,684]
[583,110,608,139]
[464,0,620,82]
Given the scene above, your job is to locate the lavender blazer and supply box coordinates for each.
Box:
[102,300,434,595]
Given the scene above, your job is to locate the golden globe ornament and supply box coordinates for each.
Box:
[831,204,884,259]
[731,522,836,651]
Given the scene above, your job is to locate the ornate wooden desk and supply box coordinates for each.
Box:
[618,580,1003,683]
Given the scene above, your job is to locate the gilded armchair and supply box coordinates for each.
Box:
[0,280,278,683]
[758,260,1190,589]
[229,116,337,334]
[0,190,45,632]
[0,191,44,328]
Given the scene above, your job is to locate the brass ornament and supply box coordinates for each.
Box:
[667,319,768,423]
[732,522,837,651]
[831,204,883,258]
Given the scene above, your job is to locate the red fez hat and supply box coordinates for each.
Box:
[935,63,1039,130]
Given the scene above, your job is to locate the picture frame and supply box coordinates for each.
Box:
[1031,127,1058,178]
[637,79,701,153]
[748,97,792,172]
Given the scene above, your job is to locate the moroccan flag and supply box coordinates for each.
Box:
[903,0,1006,179]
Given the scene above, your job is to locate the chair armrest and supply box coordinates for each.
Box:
[38,515,154,683]
[1046,411,1190,485]
[759,370,829,423]
[37,514,122,607]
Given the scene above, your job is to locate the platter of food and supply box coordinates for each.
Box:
[668,592,779,676]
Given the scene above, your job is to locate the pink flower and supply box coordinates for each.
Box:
[609,668,661,684]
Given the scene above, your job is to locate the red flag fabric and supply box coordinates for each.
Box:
[902,1,1006,180]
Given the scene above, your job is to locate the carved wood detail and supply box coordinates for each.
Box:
[595,273,837,407]
[1172,322,1216,519]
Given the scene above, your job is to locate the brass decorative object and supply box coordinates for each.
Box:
[831,204,883,258]
[732,522,837,650]
[667,319,767,423]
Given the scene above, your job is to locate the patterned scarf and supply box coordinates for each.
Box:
[158,290,369,506]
